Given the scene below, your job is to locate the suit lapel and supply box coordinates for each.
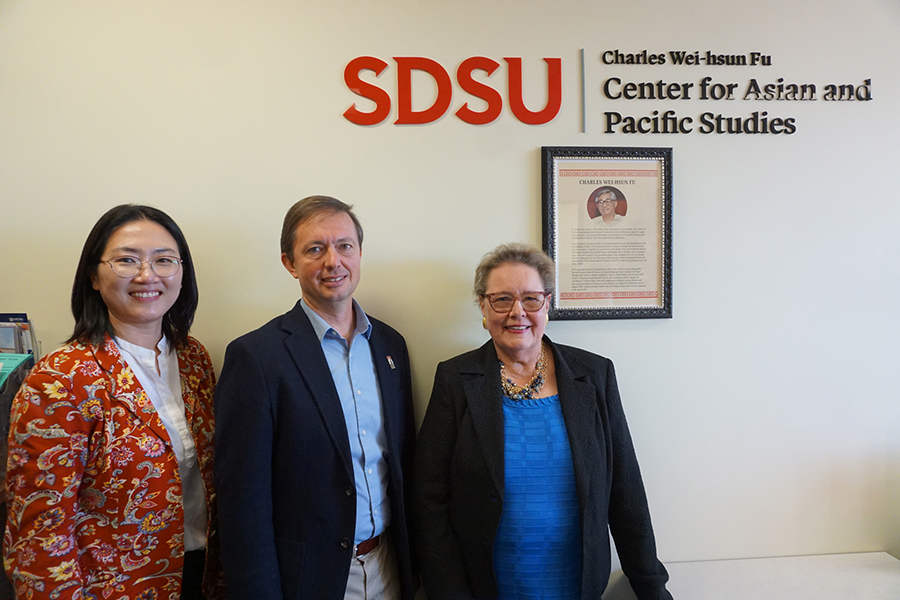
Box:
[92,336,172,447]
[462,341,506,498]
[179,352,196,428]
[552,340,601,514]
[176,346,202,432]
[282,302,354,476]
[369,329,402,454]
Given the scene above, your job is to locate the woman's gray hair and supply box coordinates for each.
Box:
[473,243,556,299]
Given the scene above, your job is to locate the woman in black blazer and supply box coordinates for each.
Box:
[412,243,673,600]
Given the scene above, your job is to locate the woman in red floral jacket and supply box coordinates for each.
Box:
[4,205,226,600]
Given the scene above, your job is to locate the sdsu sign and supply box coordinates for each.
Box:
[343,56,562,126]
[343,51,873,133]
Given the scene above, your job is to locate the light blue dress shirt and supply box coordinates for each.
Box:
[300,299,391,544]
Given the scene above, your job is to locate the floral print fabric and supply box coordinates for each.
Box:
[3,336,225,600]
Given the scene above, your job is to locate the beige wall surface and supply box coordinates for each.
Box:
[2,0,899,565]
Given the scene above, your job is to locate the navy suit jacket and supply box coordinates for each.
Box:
[411,337,672,600]
[214,300,416,600]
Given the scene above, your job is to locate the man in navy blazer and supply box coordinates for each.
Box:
[214,196,417,600]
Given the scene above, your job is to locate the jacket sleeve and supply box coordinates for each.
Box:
[410,364,476,600]
[603,360,674,600]
[4,361,87,599]
[213,338,282,598]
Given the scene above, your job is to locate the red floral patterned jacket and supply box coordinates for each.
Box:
[4,335,226,600]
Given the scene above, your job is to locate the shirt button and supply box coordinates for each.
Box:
[356,390,362,395]
[361,430,367,436]
[368,469,373,474]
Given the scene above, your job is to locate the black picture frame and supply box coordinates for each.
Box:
[542,146,673,320]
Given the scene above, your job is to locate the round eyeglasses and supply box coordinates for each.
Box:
[595,198,615,205]
[481,291,548,313]
[100,256,183,278]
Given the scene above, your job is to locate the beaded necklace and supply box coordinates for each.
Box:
[499,342,547,400]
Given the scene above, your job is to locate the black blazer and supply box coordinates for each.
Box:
[411,337,672,600]
[214,300,417,600]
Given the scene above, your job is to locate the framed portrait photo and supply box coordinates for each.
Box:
[542,146,673,320]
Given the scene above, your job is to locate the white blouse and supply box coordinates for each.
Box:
[115,336,208,551]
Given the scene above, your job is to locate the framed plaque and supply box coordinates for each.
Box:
[542,146,672,319]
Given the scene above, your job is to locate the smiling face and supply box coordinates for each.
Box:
[91,219,183,345]
[480,262,550,363]
[281,210,362,320]
[596,191,617,218]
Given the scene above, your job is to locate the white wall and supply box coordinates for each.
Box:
[2,0,899,566]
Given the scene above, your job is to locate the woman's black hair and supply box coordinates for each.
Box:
[68,204,199,348]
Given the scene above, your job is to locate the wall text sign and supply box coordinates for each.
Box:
[342,51,873,135]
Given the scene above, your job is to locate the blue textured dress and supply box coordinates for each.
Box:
[492,394,582,600]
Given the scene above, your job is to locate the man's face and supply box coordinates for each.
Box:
[596,192,617,217]
[281,211,361,316]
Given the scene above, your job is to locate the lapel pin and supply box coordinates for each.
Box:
[386,356,395,369]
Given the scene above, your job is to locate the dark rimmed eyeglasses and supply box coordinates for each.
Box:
[481,291,548,313]
[99,256,183,278]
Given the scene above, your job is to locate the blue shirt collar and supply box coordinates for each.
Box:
[300,298,372,342]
